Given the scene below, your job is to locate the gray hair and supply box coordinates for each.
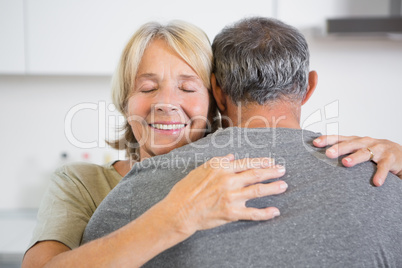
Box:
[212,17,310,105]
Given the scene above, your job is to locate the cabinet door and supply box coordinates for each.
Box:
[0,0,25,74]
[25,0,275,75]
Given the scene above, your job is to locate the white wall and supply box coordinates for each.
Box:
[0,0,401,210]
[302,34,402,144]
[0,75,125,209]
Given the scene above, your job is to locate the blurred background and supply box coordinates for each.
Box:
[0,0,401,266]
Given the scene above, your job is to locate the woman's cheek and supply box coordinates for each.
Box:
[187,100,209,122]
[127,96,151,118]
[185,96,210,140]
[127,96,152,139]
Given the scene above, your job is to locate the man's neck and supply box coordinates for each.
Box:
[223,100,302,129]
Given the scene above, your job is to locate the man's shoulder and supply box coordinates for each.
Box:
[169,127,321,153]
[129,127,324,174]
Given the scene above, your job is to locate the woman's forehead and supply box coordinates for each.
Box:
[136,41,200,80]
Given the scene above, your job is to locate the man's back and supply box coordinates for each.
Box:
[83,127,402,267]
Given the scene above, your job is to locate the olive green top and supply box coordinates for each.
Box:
[28,161,122,250]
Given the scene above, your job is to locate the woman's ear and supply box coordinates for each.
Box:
[302,71,318,105]
[211,73,226,112]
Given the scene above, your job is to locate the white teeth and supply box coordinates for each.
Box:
[151,124,185,130]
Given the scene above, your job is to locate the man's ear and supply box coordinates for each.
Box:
[211,73,226,112]
[302,71,318,105]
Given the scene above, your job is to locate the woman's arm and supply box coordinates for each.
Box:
[313,135,402,186]
[23,155,287,268]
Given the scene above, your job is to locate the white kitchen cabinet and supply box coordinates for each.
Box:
[1,0,393,76]
[0,0,25,74]
[25,0,275,75]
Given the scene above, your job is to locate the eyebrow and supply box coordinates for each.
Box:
[179,74,199,81]
[136,73,200,81]
[136,73,157,79]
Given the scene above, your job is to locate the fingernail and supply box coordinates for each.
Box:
[273,211,280,218]
[327,148,336,154]
[262,158,274,167]
[344,157,352,163]
[377,178,383,186]
[275,165,286,173]
[280,182,288,189]
[314,138,321,143]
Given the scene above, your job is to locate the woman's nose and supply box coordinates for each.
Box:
[153,86,181,114]
[154,103,179,114]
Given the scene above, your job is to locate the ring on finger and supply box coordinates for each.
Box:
[366,147,374,161]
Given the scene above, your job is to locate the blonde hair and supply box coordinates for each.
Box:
[109,20,219,160]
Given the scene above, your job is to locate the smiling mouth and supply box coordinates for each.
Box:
[149,123,187,130]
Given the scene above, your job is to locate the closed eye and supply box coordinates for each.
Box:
[180,86,197,93]
[141,88,157,93]
[181,89,196,93]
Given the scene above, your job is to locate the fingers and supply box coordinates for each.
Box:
[202,155,287,224]
[240,180,288,200]
[324,138,371,159]
[340,148,374,167]
[206,154,275,173]
[326,139,390,186]
[331,146,391,186]
[313,135,355,148]
[238,206,281,221]
[236,165,286,186]
[230,157,274,173]
[372,156,395,186]
[176,155,288,229]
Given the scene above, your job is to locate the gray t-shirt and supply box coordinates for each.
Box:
[83,128,402,267]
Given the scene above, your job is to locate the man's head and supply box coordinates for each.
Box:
[211,17,317,128]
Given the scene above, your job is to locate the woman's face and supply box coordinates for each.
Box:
[127,39,210,160]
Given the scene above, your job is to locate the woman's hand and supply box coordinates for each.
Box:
[313,135,402,186]
[160,154,287,237]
